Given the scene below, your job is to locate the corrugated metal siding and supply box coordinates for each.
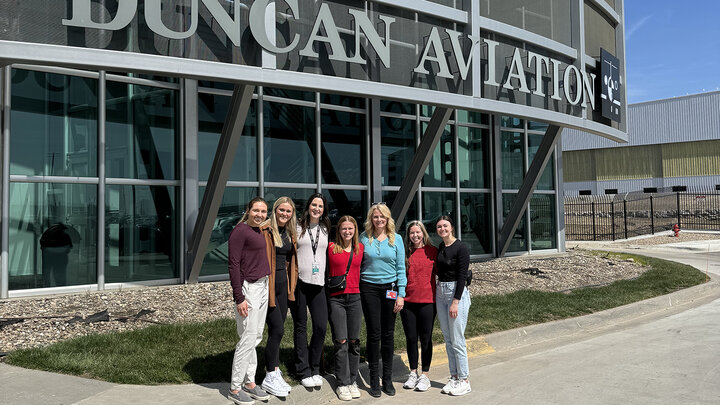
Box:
[595,145,662,180]
[563,150,596,182]
[662,140,720,177]
[563,91,720,151]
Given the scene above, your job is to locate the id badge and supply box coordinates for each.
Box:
[312,261,320,274]
[385,290,397,300]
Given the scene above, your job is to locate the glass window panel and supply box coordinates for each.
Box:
[423,124,455,188]
[500,116,524,129]
[264,188,316,216]
[381,117,415,186]
[322,189,367,230]
[263,87,315,102]
[105,185,177,283]
[528,133,555,190]
[458,126,490,189]
[422,191,457,247]
[9,183,97,290]
[10,69,98,177]
[584,1,616,57]
[263,102,316,184]
[321,109,366,185]
[198,94,257,182]
[321,93,365,109]
[382,191,418,234]
[420,105,435,118]
[502,193,528,252]
[381,101,414,116]
[199,187,258,277]
[501,131,525,189]
[106,82,177,180]
[460,193,492,255]
[530,194,557,250]
[456,110,488,125]
[480,0,573,46]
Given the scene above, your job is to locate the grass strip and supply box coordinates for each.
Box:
[5,252,708,384]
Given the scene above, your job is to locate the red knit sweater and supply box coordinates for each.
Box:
[405,245,438,303]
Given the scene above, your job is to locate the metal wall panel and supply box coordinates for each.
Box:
[563,90,720,150]
[662,140,720,178]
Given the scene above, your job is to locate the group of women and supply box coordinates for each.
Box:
[226,194,472,405]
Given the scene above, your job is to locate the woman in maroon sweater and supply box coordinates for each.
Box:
[227,197,272,405]
[400,220,438,392]
[326,216,364,401]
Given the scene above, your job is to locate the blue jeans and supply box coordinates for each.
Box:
[436,281,471,379]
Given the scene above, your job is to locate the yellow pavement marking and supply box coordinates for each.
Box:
[398,336,495,367]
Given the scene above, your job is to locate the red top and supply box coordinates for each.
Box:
[327,242,363,296]
[405,245,438,303]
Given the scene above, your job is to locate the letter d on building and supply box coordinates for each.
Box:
[63,0,137,30]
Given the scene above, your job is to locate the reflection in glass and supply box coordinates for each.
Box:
[321,109,366,185]
[383,191,418,234]
[528,133,555,190]
[501,131,525,189]
[264,102,316,183]
[198,94,257,182]
[456,110,488,125]
[264,87,315,102]
[381,117,415,186]
[502,193,527,252]
[321,94,364,109]
[480,0,572,46]
[9,183,97,289]
[422,192,456,247]
[106,82,177,179]
[460,193,492,255]
[381,101,414,115]
[200,187,258,277]
[264,188,316,216]
[323,190,367,231]
[105,185,177,282]
[423,124,454,188]
[458,126,489,189]
[531,194,557,250]
[10,69,98,177]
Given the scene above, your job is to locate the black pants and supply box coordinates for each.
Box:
[265,268,289,371]
[400,302,435,372]
[289,280,328,378]
[328,293,362,386]
[359,281,397,386]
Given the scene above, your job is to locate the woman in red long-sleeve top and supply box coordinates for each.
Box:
[400,220,437,392]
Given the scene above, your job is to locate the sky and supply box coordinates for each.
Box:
[624,0,720,104]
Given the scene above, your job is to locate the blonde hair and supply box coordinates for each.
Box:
[363,203,396,245]
[333,216,360,255]
[263,197,298,247]
[405,220,432,257]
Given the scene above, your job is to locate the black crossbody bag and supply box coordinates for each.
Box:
[327,248,353,293]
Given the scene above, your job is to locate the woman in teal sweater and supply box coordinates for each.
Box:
[359,203,406,397]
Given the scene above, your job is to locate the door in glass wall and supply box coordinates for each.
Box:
[530,194,557,250]
[9,183,97,289]
[502,193,528,252]
[460,193,492,255]
[105,185,177,282]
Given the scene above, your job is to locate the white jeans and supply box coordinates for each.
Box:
[231,276,269,391]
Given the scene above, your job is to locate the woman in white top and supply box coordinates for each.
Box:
[290,193,330,388]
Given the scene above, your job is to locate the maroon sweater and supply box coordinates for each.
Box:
[228,222,271,304]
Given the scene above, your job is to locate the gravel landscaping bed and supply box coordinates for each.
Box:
[0,249,654,354]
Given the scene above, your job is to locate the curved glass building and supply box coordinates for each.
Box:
[0,0,627,297]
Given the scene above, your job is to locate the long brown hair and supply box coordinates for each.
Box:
[333,216,360,255]
[405,220,432,258]
[239,197,268,225]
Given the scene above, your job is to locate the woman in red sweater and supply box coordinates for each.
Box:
[326,216,364,401]
[400,220,438,392]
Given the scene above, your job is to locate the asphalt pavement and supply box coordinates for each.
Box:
[2,237,719,405]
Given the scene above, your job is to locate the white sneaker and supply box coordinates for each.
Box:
[441,378,458,394]
[276,369,292,392]
[348,382,361,398]
[415,374,431,392]
[261,371,289,397]
[403,372,418,389]
[336,386,352,401]
[301,376,316,388]
[312,374,323,387]
[449,379,471,396]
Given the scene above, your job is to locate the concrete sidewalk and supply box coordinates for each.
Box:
[2,244,719,405]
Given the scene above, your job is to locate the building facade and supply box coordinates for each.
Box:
[0,0,627,297]
[563,91,720,195]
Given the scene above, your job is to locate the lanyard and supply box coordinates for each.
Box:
[309,226,320,258]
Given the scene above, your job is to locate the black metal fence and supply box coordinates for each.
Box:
[564,190,720,241]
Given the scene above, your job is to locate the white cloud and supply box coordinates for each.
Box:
[626,14,653,40]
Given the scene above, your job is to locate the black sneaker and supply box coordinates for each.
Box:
[382,383,396,396]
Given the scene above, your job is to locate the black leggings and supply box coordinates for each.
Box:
[400,302,436,372]
[359,281,397,385]
[265,269,289,371]
[289,280,328,378]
